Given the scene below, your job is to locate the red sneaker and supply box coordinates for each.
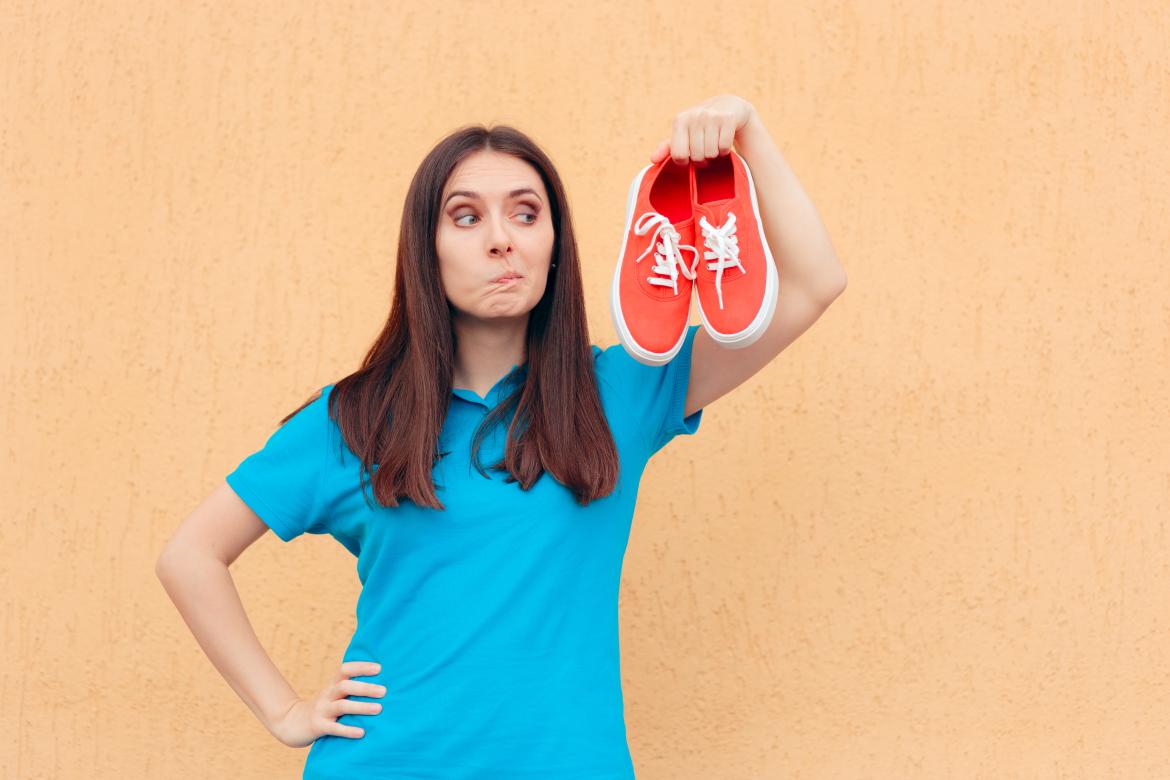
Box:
[690,150,779,348]
[610,157,701,365]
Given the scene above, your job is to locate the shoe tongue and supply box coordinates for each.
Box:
[652,213,694,244]
[698,198,736,225]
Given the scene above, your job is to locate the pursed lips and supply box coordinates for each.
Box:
[492,273,523,283]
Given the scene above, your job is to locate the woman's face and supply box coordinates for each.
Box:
[435,149,555,324]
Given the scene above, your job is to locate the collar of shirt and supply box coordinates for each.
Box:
[450,362,528,410]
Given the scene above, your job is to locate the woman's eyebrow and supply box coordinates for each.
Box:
[443,187,542,206]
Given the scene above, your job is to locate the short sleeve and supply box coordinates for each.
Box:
[225,384,340,542]
[594,323,705,457]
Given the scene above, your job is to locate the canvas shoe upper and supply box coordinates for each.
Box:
[610,157,700,365]
[690,150,779,348]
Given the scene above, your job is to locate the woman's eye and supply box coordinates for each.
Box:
[453,212,538,226]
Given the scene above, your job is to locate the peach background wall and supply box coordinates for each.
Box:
[4,2,1169,778]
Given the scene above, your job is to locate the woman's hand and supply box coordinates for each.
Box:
[650,93,758,167]
[268,661,386,748]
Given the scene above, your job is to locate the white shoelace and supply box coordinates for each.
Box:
[633,212,699,295]
[698,212,746,310]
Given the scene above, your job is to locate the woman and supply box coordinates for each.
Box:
[156,94,846,779]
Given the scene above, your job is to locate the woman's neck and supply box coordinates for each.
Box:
[450,315,528,397]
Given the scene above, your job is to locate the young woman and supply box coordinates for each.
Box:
[156,94,846,779]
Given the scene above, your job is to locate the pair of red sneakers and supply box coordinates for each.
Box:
[610,150,779,365]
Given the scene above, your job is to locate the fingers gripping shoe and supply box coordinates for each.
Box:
[690,150,779,348]
[610,157,701,366]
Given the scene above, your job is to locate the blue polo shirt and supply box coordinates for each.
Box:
[225,324,704,780]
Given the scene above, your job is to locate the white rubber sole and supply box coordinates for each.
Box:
[693,152,779,349]
[609,162,688,367]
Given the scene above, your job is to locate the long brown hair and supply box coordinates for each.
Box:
[281,125,619,510]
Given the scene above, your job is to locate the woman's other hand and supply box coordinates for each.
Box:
[268,661,386,747]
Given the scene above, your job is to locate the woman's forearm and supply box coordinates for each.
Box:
[156,551,301,733]
[734,109,847,300]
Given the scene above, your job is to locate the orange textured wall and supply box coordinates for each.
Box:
[5,2,1169,778]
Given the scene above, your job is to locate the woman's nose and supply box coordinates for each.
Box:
[487,214,513,254]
